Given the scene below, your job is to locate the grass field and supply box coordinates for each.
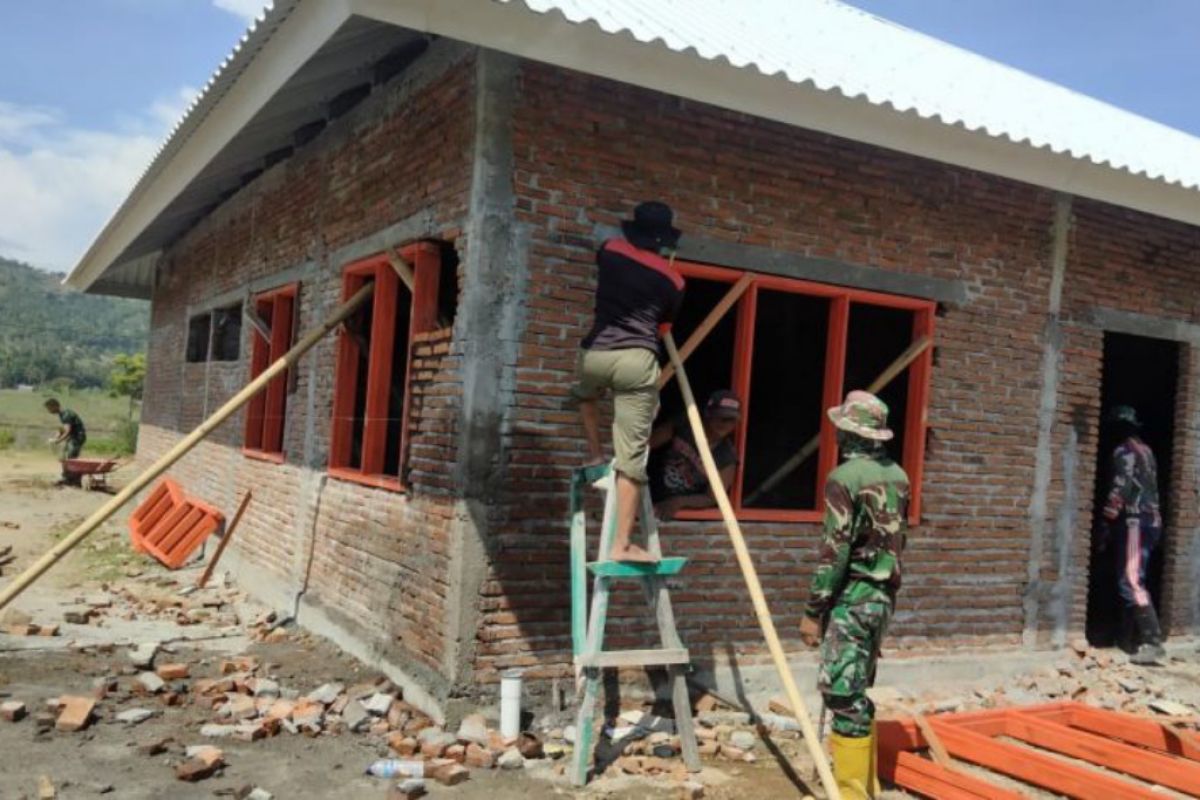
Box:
[0,388,139,454]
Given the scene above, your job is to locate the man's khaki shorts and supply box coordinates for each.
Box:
[571,347,660,483]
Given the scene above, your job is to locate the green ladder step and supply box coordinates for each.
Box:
[587,557,688,578]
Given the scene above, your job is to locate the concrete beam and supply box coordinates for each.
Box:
[1089,307,1200,345]
[675,236,968,305]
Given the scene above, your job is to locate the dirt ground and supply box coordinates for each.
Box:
[3,451,1200,799]
[0,453,821,800]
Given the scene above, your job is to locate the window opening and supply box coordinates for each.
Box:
[186,313,211,363]
[211,304,243,361]
[844,303,914,468]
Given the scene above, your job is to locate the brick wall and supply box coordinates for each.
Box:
[138,41,476,685]
[470,60,1200,682]
[135,43,1200,698]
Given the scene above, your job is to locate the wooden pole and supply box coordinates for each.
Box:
[0,283,375,611]
[745,335,932,505]
[658,273,752,390]
[663,332,840,800]
[196,490,252,589]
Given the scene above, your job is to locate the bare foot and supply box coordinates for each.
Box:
[609,544,658,563]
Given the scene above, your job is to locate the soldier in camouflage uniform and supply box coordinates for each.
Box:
[1099,405,1165,666]
[800,390,910,800]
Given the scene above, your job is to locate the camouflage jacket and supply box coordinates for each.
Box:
[1103,436,1160,524]
[804,449,910,620]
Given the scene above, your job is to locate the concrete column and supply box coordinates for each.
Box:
[1023,193,1072,647]
[442,49,527,711]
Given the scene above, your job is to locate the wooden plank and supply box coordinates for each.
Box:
[657,272,752,390]
[1004,713,1200,796]
[1067,704,1200,762]
[931,716,1155,800]
[892,752,1025,800]
[385,250,416,292]
[587,557,688,578]
[914,714,955,769]
[569,473,588,659]
[578,648,690,668]
[197,491,252,589]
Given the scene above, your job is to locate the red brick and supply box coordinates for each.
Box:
[55,696,96,732]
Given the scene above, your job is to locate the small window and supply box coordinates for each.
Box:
[244,285,298,459]
[211,304,243,361]
[186,313,211,363]
[655,264,934,523]
[329,242,445,490]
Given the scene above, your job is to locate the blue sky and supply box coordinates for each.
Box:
[0,1,1197,271]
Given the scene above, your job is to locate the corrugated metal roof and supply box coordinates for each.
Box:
[509,0,1200,191]
[69,0,1200,295]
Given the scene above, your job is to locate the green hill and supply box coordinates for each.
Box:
[0,255,149,388]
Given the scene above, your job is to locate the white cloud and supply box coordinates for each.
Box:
[212,0,269,24]
[0,88,198,271]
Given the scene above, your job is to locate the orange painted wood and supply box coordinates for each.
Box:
[931,716,1155,800]
[1067,704,1200,761]
[329,273,368,469]
[361,265,399,475]
[1004,713,1200,795]
[243,298,272,451]
[128,479,226,570]
[261,290,294,453]
[892,752,1024,800]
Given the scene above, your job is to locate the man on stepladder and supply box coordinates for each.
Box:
[800,390,910,800]
[572,201,685,563]
[1099,405,1166,666]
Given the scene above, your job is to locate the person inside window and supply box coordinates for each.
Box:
[648,390,741,520]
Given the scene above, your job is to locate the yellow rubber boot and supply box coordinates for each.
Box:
[830,732,874,799]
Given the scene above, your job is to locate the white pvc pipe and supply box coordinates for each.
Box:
[500,669,523,739]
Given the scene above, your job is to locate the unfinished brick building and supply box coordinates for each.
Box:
[70,0,1200,720]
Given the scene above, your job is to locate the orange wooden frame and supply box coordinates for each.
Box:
[670,260,935,524]
[879,702,1200,799]
[328,242,442,492]
[243,283,298,461]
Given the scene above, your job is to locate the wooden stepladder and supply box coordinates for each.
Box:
[569,462,701,786]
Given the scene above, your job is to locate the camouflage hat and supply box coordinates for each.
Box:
[1108,405,1142,427]
[827,390,893,441]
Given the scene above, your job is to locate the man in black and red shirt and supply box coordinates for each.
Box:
[572,201,685,562]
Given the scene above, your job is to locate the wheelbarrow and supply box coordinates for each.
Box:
[61,458,124,491]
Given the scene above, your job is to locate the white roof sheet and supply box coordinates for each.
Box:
[511,0,1200,190]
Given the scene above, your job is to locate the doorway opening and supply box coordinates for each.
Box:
[1085,332,1178,647]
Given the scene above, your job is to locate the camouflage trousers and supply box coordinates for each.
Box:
[818,595,893,738]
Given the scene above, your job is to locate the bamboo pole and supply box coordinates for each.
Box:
[197,490,252,589]
[658,273,753,390]
[0,283,375,611]
[744,335,932,505]
[663,332,840,800]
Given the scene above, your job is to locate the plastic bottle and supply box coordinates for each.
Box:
[365,759,424,779]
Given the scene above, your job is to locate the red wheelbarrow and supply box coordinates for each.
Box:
[61,458,124,491]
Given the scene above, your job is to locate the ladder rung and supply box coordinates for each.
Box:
[578,648,690,668]
[588,557,687,578]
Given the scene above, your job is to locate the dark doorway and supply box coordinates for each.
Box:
[1086,332,1178,647]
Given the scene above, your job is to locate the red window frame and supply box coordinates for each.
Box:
[243,284,298,462]
[671,261,934,525]
[328,242,442,492]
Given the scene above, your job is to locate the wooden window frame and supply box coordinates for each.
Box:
[243,284,298,463]
[671,260,934,525]
[328,242,442,492]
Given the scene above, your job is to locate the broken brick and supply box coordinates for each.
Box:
[155,663,189,680]
[34,624,59,637]
[176,759,219,782]
[138,737,171,756]
[427,759,470,786]
[265,699,295,721]
[220,657,258,675]
[55,696,96,732]
[464,742,495,769]
[389,734,419,756]
[1,700,27,722]
[4,623,38,636]
[38,775,55,800]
